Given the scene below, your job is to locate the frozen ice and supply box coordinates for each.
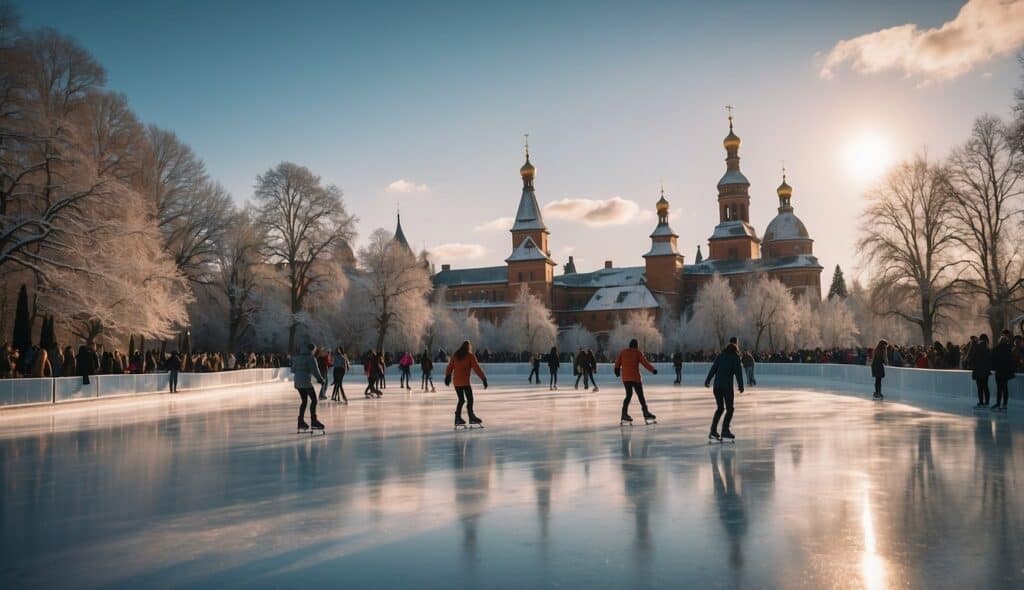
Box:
[1,375,1022,588]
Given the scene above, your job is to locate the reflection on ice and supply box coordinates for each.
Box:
[1,380,1023,588]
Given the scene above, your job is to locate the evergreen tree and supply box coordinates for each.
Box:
[827,265,848,300]
[39,316,55,349]
[128,334,135,355]
[12,284,31,353]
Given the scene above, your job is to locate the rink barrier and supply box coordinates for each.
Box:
[1,368,293,408]
[2,362,1019,409]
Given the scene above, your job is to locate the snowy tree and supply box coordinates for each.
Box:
[945,114,1024,337]
[688,274,740,350]
[558,323,597,353]
[827,265,848,300]
[254,162,356,352]
[214,208,265,351]
[858,154,961,344]
[356,228,432,352]
[427,287,481,354]
[503,284,557,353]
[819,297,859,348]
[477,319,507,353]
[737,275,797,352]
[792,295,822,350]
[608,311,662,356]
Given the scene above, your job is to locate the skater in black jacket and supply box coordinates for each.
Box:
[972,334,992,408]
[992,335,1014,409]
[547,346,560,390]
[672,351,683,385]
[528,353,541,384]
[871,340,887,399]
[704,341,744,441]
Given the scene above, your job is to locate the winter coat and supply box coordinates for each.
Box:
[586,350,598,372]
[445,353,486,388]
[292,351,324,389]
[741,352,755,368]
[614,348,656,383]
[705,349,744,392]
[546,353,560,371]
[420,356,433,372]
[971,343,992,381]
[672,352,684,369]
[165,354,182,371]
[992,340,1015,381]
[77,348,99,377]
[871,353,885,379]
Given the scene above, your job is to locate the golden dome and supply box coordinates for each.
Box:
[520,156,535,179]
[656,194,669,214]
[723,130,741,150]
[777,179,792,197]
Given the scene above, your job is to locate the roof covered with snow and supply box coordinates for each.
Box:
[511,188,547,232]
[684,254,823,276]
[583,285,659,312]
[643,240,681,258]
[649,223,677,238]
[763,211,811,242]
[505,236,556,264]
[553,265,645,288]
[717,169,750,186]
[709,220,760,241]
[433,265,507,287]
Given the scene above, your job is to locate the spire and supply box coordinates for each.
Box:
[656,183,670,224]
[394,209,411,251]
[777,165,793,211]
[695,245,703,264]
[520,133,535,189]
[512,137,546,233]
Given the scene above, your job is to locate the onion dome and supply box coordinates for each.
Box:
[777,179,792,199]
[723,129,741,150]
[520,155,535,179]
[656,187,669,217]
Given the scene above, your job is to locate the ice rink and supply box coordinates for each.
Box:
[2,375,1022,589]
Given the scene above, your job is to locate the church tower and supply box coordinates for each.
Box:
[643,188,684,306]
[708,109,760,261]
[506,139,555,301]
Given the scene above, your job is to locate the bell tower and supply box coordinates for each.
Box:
[708,107,760,261]
[644,187,684,307]
[506,136,555,302]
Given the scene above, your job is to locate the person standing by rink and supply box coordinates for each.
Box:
[871,340,887,399]
[165,350,181,393]
[672,350,683,385]
[293,343,326,431]
[420,349,435,392]
[992,334,1014,410]
[741,349,757,387]
[574,347,591,390]
[704,340,744,441]
[973,334,992,409]
[399,351,414,390]
[547,346,560,390]
[445,340,488,428]
[614,338,658,424]
[528,353,542,385]
[585,347,599,392]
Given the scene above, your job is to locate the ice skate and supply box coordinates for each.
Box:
[468,415,484,429]
[431,386,436,393]
[310,417,325,431]
[620,413,633,426]
[297,417,309,433]
[454,415,467,430]
[708,431,722,443]
[592,386,600,392]
[974,402,987,410]
[720,431,736,443]
[643,410,657,425]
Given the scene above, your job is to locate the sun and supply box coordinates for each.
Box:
[843,132,893,182]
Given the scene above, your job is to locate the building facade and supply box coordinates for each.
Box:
[428,118,822,336]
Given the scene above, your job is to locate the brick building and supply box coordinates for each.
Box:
[428,117,822,337]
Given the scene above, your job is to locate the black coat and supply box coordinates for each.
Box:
[972,343,992,380]
[871,353,885,379]
[992,341,1015,381]
[705,350,744,392]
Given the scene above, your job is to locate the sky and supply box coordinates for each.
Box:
[15,0,1024,284]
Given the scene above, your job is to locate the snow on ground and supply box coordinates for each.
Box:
[2,375,1023,589]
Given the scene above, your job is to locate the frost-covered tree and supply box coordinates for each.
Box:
[945,114,1024,337]
[558,323,597,353]
[608,311,662,356]
[792,295,822,349]
[858,155,961,344]
[255,162,356,352]
[819,297,859,348]
[427,287,481,354]
[214,208,265,351]
[503,284,557,353]
[737,275,797,352]
[688,274,739,350]
[357,228,432,352]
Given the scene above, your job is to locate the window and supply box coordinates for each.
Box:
[518,272,523,282]
[615,291,629,304]
[529,271,534,281]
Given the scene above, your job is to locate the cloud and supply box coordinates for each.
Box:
[819,0,1024,82]
[542,196,641,227]
[429,243,487,261]
[386,179,430,193]
[473,216,514,232]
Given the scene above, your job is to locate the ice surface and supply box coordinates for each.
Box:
[2,376,1023,588]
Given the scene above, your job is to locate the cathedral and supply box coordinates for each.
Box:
[429,116,822,336]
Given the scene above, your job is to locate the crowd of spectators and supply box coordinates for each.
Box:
[0,341,288,380]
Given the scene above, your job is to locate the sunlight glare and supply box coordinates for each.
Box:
[844,132,892,182]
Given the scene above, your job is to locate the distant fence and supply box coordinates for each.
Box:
[3,362,1019,409]
[1,368,293,408]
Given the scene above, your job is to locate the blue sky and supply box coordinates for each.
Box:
[16,0,1023,281]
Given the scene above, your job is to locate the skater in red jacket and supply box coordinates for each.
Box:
[445,340,488,429]
[614,338,658,424]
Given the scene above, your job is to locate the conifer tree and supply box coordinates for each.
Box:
[12,285,31,353]
[827,265,848,300]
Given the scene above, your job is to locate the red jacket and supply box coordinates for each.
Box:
[615,348,655,382]
[445,353,486,387]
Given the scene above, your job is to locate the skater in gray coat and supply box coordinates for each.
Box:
[293,343,326,431]
[704,341,744,441]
